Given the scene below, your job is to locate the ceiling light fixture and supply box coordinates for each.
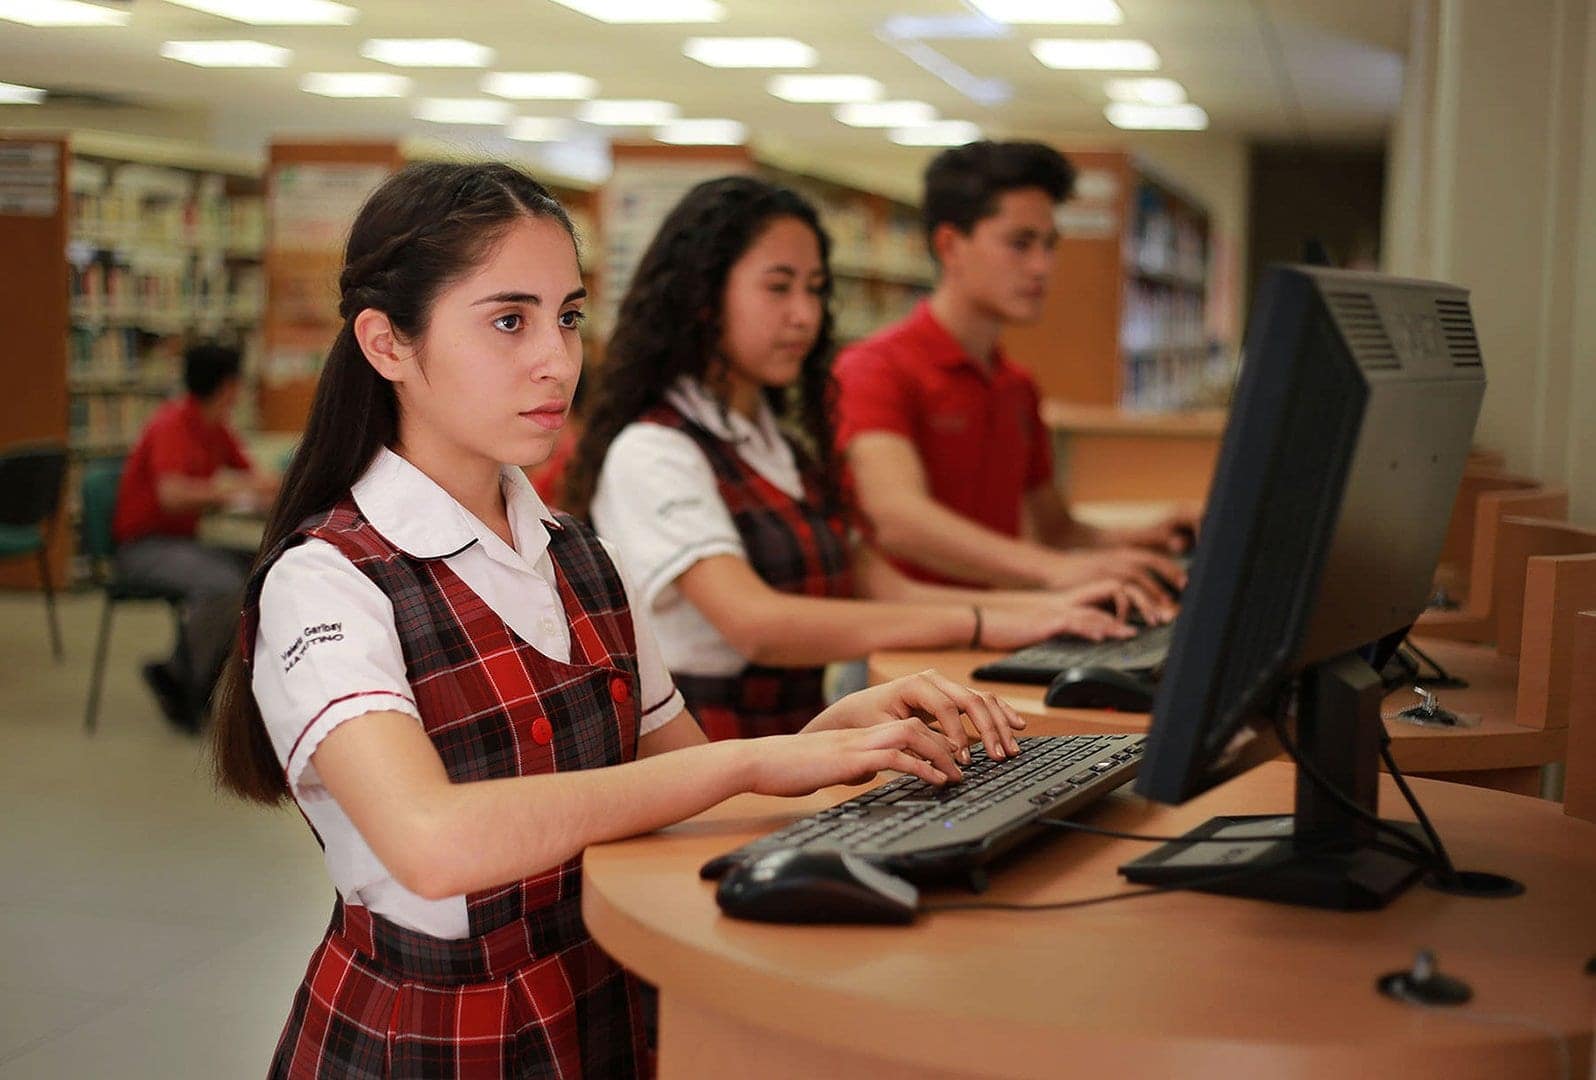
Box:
[767,74,884,103]
[656,118,746,144]
[967,0,1122,24]
[160,40,292,67]
[1104,77,1187,105]
[482,72,599,100]
[0,0,130,25]
[160,0,356,25]
[414,98,513,125]
[1104,102,1208,129]
[549,0,724,23]
[361,39,495,68]
[835,100,937,127]
[0,81,47,103]
[300,73,412,97]
[507,117,578,142]
[578,99,680,125]
[683,37,816,68]
[889,120,982,146]
[1030,38,1160,70]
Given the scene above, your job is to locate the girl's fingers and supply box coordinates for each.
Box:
[915,670,1020,759]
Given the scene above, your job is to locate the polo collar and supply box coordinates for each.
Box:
[909,301,1006,376]
[350,447,556,565]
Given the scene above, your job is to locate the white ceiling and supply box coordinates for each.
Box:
[0,0,1410,187]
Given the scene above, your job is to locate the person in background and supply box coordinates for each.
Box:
[210,161,1024,1078]
[565,176,1155,742]
[833,140,1198,593]
[112,342,277,731]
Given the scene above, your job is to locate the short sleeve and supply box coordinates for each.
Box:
[145,417,194,478]
[1024,382,1055,490]
[832,341,918,450]
[597,537,685,737]
[252,539,421,798]
[221,426,253,472]
[590,423,745,611]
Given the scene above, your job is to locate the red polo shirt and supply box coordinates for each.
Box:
[834,301,1053,583]
[113,395,252,545]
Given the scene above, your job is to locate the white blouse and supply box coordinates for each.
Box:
[252,447,684,938]
[590,377,807,677]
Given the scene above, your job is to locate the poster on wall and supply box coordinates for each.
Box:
[269,163,391,252]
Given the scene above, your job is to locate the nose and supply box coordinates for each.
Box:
[527,321,581,384]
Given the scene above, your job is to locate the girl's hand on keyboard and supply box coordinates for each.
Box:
[748,719,964,796]
[804,670,1027,765]
[978,582,1142,650]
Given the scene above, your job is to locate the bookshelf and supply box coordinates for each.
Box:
[0,131,266,588]
[1002,148,1228,413]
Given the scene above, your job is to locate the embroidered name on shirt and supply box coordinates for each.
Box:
[280,622,345,673]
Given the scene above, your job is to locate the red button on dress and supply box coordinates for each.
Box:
[610,677,631,705]
[530,717,553,745]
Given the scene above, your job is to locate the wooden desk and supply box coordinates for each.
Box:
[584,763,1596,1079]
[869,640,1565,796]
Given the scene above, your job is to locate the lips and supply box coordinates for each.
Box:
[520,401,567,430]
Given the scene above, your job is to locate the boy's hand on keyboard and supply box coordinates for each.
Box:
[747,719,964,797]
[804,670,1026,765]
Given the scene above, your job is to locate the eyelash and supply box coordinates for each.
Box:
[492,310,587,332]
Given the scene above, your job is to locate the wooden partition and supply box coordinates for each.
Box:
[1564,611,1596,823]
[1435,471,1541,598]
[1494,520,1596,658]
[1517,556,1596,732]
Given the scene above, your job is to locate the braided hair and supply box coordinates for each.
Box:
[213,160,575,804]
[562,175,841,519]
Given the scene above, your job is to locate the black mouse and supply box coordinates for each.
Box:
[1044,666,1156,711]
[715,848,919,925]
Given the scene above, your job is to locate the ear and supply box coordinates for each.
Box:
[353,308,409,384]
[930,222,966,270]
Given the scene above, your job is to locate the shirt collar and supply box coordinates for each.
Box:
[350,447,556,565]
[908,300,1008,376]
[664,375,785,450]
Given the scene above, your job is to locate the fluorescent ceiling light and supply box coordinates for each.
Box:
[507,117,577,142]
[482,72,598,100]
[160,40,292,67]
[549,0,724,23]
[0,0,130,25]
[361,39,495,68]
[890,120,982,146]
[835,100,937,127]
[656,118,746,145]
[160,0,356,24]
[767,74,883,103]
[0,81,47,103]
[300,73,411,98]
[578,99,679,125]
[414,98,512,125]
[968,0,1122,23]
[879,14,1008,40]
[1104,77,1186,105]
[683,37,816,68]
[1031,38,1160,70]
[1104,102,1209,130]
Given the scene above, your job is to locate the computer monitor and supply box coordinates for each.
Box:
[1121,264,1486,911]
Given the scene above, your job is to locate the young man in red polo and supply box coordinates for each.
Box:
[113,344,277,730]
[834,140,1195,599]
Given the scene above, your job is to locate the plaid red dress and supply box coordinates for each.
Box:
[639,403,853,740]
[241,498,653,1079]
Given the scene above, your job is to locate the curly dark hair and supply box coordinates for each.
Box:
[564,175,841,519]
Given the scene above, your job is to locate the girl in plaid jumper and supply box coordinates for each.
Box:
[211,163,1029,1079]
[567,177,1161,742]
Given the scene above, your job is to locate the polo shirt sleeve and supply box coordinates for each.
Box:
[221,425,253,472]
[252,539,421,800]
[832,341,918,450]
[145,412,195,478]
[1024,381,1056,490]
[596,537,685,737]
[589,423,745,612]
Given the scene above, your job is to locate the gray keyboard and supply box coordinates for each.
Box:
[973,622,1175,685]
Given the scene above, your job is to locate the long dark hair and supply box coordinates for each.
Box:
[563,175,841,519]
[212,161,575,805]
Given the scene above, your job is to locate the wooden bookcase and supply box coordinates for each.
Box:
[0,131,266,587]
[1002,148,1222,412]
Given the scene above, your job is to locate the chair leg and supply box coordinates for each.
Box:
[37,547,62,662]
[84,597,115,734]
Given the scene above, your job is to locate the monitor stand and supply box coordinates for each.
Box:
[1119,654,1428,911]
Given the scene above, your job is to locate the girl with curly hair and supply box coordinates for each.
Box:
[565,176,1158,743]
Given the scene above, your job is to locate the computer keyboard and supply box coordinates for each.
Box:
[700,733,1146,885]
[973,621,1175,685]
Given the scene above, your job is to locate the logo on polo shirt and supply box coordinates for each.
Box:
[280,622,345,673]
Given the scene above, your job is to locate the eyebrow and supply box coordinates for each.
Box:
[761,264,827,278]
[472,287,588,306]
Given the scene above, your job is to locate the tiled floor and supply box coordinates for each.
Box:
[0,591,329,1078]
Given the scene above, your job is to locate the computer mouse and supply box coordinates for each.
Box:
[1044,666,1156,712]
[715,848,919,925]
